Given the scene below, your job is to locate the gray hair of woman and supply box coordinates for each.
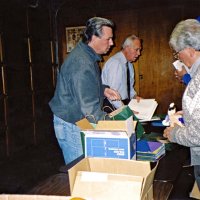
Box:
[122,34,140,49]
[82,17,114,44]
[169,19,200,52]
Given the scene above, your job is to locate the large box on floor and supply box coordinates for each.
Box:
[76,116,136,160]
[0,195,83,200]
[68,157,158,200]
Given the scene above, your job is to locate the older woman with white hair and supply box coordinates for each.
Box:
[164,19,200,190]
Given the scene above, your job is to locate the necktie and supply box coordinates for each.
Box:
[126,62,130,99]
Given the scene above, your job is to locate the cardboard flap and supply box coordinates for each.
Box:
[88,158,151,176]
[72,171,143,200]
[68,158,91,193]
[141,161,159,199]
[190,181,200,199]
[0,195,73,200]
[96,116,135,137]
[75,118,94,130]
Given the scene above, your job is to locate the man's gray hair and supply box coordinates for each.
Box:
[82,17,114,44]
[122,34,140,49]
[169,19,200,52]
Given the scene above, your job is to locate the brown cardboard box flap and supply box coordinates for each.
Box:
[72,171,143,200]
[75,118,94,130]
[0,195,77,200]
[190,181,200,199]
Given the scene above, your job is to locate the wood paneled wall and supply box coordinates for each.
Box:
[0,0,56,157]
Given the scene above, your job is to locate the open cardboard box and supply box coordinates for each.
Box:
[190,181,200,199]
[68,157,158,200]
[76,116,137,159]
[0,195,78,200]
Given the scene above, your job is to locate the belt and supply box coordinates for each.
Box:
[121,98,130,105]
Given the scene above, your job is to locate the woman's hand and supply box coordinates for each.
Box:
[163,127,173,141]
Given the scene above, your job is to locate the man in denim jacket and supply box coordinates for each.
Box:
[49,17,120,165]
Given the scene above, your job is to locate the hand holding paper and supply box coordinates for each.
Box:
[128,99,158,121]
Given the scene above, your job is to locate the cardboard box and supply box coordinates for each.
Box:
[76,116,136,160]
[68,157,158,200]
[0,195,82,200]
[190,181,200,199]
[84,130,136,159]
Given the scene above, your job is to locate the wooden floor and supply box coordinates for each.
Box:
[28,172,173,200]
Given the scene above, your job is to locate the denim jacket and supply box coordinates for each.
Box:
[49,41,108,124]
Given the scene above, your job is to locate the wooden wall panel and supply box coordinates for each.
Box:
[138,6,184,113]
[34,93,54,142]
[32,64,53,91]
[5,66,31,95]
[138,4,200,113]
[0,98,7,158]
[0,0,54,157]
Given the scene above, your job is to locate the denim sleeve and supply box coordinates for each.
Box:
[71,61,108,122]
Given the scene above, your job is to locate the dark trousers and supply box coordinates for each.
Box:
[194,165,200,190]
[103,98,116,113]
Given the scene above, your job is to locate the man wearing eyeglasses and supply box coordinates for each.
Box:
[101,34,142,112]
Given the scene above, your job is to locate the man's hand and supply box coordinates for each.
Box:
[104,88,121,101]
[135,95,142,102]
[131,96,142,114]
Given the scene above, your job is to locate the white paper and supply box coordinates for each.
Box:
[128,99,158,121]
[173,60,189,72]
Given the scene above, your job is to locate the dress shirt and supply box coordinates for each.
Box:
[102,51,136,108]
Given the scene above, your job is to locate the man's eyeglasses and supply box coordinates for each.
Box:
[131,47,142,53]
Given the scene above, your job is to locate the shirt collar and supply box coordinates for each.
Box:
[190,57,200,77]
[79,41,102,62]
[120,51,128,65]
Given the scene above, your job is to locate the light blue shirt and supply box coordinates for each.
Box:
[102,51,136,108]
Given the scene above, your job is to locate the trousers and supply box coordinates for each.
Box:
[53,115,83,165]
[194,165,200,190]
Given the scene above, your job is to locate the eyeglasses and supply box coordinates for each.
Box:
[173,49,185,59]
[173,51,180,59]
[131,47,142,53]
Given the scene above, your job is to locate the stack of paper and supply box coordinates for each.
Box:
[136,140,165,162]
[128,99,158,122]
